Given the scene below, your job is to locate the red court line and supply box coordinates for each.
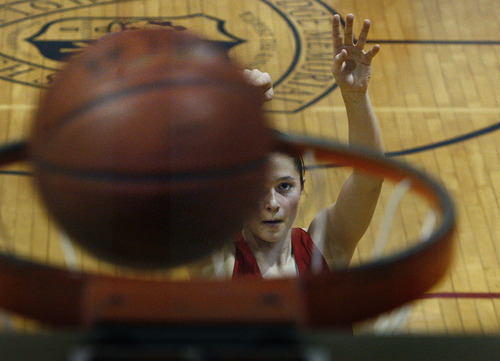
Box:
[422,293,500,299]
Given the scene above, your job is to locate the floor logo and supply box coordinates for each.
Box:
[0,0,338,113]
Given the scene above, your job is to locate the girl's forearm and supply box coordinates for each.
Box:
[342,91,384,154]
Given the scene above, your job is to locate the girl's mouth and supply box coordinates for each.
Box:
[263,220,283,225]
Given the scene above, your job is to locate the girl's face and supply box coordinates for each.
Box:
[242,153,303,244]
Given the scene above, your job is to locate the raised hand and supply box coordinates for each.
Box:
[332,13,380,94]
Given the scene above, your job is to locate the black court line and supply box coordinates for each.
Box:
[305,121,499,171]
[0,169,30,176]
[385,122,500,157]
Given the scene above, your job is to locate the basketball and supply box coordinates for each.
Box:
[28,28,272,269]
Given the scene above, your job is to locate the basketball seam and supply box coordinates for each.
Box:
[32,155,268,183]
[44,78,253,135]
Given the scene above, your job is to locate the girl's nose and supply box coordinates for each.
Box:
[264,189,279,212]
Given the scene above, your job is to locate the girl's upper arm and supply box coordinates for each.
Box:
[308,173,383,268]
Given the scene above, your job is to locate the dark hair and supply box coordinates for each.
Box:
[293,156,305,190]
[271,130,305,190]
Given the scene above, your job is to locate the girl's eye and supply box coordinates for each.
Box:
[278,182,293,192]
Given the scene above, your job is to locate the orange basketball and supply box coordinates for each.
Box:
[29,29,272,269]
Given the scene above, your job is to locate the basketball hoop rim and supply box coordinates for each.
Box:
[0,135,456,328]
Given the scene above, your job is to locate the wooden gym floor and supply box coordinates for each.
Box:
[0,0,498,335]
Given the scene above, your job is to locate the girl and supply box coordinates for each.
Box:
[191,14,383,279]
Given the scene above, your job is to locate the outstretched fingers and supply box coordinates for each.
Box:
[355,19,371,50]
[343,13,354,46]
[332,14,344,51]
[364,44,381,63]
[353,17,381,64]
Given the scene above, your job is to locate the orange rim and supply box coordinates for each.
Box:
[0,134,455,328]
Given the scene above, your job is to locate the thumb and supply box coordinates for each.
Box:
[332,49,347,75]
